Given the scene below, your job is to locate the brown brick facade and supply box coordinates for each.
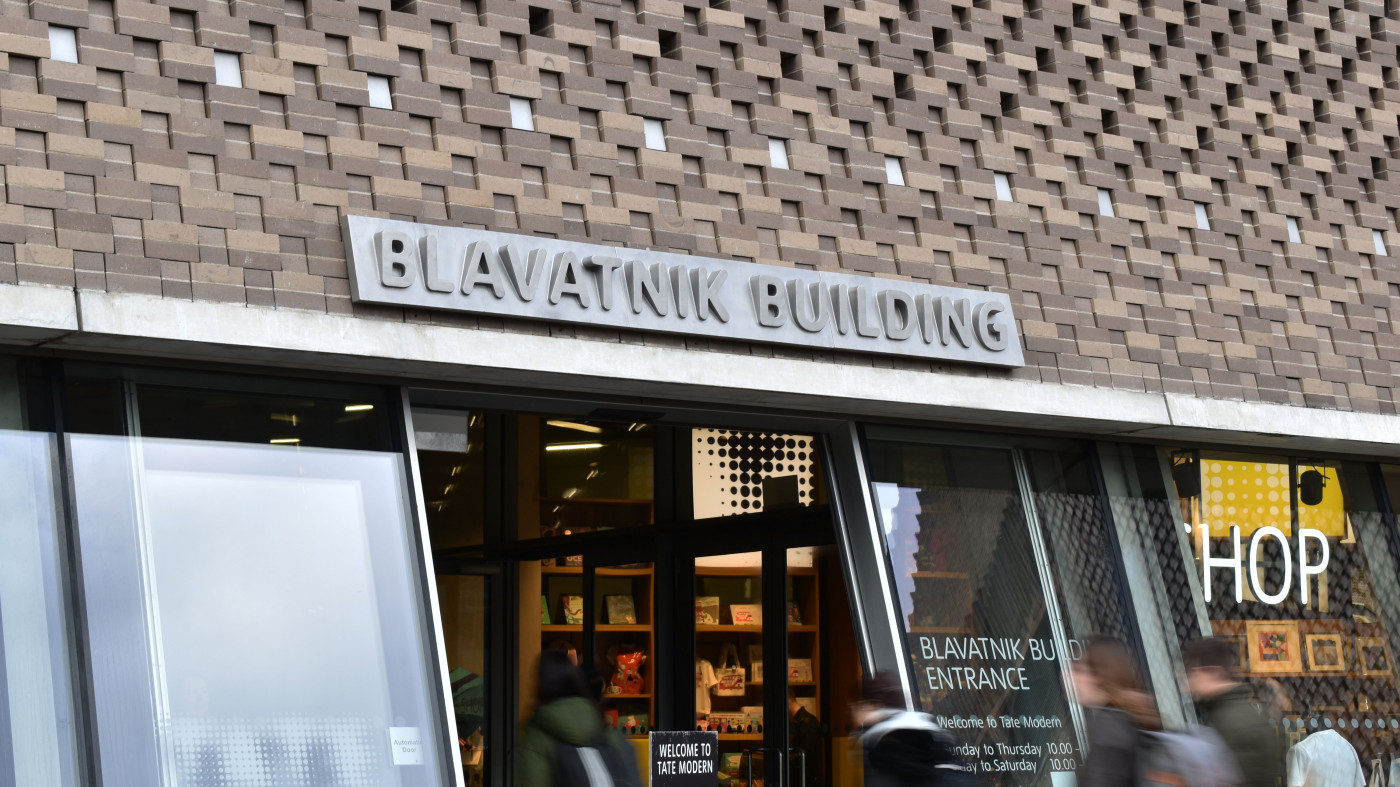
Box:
[3,0,1400,413]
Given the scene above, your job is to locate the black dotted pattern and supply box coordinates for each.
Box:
[693,429,814,516]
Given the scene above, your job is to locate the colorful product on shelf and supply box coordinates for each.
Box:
[540,595,550,625]
[730,604,762,625]
[561,595,583,625]
[606,647,647,695]
[714,643,746,696]
[696,596,721,625]
[788,659,813,683]
[786,600,802,624]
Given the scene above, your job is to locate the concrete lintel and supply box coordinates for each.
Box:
[41,290,1400,458]
[0,284,80,344]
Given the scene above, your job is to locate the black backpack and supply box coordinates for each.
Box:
[553,729,642,787]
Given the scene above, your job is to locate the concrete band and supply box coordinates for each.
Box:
[3,282,1399,459]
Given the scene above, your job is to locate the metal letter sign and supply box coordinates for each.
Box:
[343,216,1025,367]
[648,730,719,787]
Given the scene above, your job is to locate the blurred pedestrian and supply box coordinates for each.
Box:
[1183,637,1285,787]
[519,649,641,787]
[854,672,976,787]
[1073,636,1162,787]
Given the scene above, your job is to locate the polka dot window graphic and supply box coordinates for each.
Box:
[691,429,818,519]
[1195,461,1347,540]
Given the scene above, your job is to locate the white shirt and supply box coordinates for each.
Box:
[1288,730,1365,787]
[696,659,718,717]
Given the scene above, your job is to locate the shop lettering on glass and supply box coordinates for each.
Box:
[341,216,1025,367]
[1196,521,1330,605]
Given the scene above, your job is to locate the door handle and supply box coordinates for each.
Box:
[745,746,783,787]
[786,747,806,787]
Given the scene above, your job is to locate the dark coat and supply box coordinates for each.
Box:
[1195,684,1285,787]
[1078,707,1140,787]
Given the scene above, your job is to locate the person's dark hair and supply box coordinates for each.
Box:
[861,672,906,708]
[1083,636,1161,731]
[1181,636,1236,673]
[537,649,590,706]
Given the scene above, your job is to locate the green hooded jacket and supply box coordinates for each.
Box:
[1195,683,1285,787]
[519,697,629,787]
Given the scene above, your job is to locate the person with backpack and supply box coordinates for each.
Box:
[519,649,642,787]
[854,672,978,787]
[1183,637,1286,787]
[1073,636,1162,787]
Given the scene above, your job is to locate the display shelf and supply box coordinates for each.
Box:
[541,565,583,575]
[598,624,653,632]
[697,624,764,633]
[602,693,653,699]
[717,733,764,741]
[541,624,583,632]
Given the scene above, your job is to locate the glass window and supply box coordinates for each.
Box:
[134,384,391,450]
[523,417,654,540]
[70,434,451,787]
[866,430,1109,781]
[0,429,82,787]
[1109,446,1400,769]
[414,408,487,550]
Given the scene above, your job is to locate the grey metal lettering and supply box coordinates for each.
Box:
[460,241,509,299]
[751,275,789,328]
[669,264,693,319]
[691,267,729,322]
[586,256,623,311]
[852,285,881,339]
[931,296,973,348]
[343,216,1024,367]
[625,259,670,317]
[878,289,917,341]
[831,283,853,335]
[377,230,417,288]
[549,251,593,308]
[501,244,552,302]
[788,280,831,333]
[973,301,1009,351]
[421,234,455,293]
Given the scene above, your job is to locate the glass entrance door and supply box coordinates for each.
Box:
[683,521,860,787]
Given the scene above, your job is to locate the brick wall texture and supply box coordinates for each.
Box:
[4,0,1400,413]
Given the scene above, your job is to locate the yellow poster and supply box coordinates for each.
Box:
[1197,459,1345,539]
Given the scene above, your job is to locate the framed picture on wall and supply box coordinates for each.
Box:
[1358,637,1394,677]
[1245,620,1303,673]
[1305,634,1346,672]
[1226,635,1250,674]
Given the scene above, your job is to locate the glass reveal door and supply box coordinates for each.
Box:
[684,534,862,787]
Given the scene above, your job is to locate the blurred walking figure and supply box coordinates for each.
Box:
[519,649,642,787]
[1183,637,1286,787]
[854,673,976,787]
[1073,636,1162,787]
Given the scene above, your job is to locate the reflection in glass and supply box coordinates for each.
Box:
[71,435,449,787]
[0,430,81,787]
[1117,448,1400,768]
[534,418,654,539]
[415,408,486,550]
[437,574,488,786]
[867,436,1082,786]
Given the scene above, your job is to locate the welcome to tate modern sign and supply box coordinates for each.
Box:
[342,216,1024,368]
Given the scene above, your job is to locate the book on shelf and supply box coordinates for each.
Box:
[561,595,583,625]
[605,594,637,625]
[730,604,762,625]
[695,596,720,625]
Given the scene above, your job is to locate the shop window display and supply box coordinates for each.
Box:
[1108,446,1400,781]
[1172,454,1400,772]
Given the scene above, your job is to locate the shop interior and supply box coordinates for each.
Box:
[412,401,865,787]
